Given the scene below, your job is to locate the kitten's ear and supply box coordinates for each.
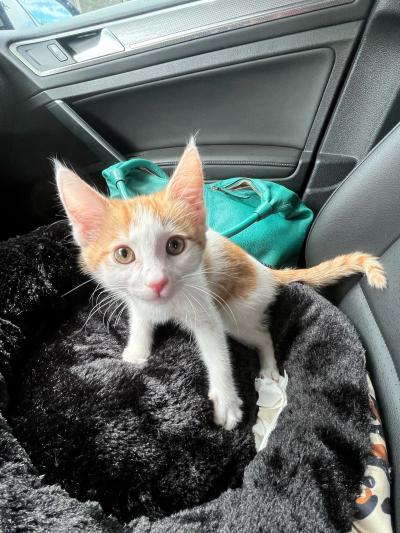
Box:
[55,161,108,246]
[167,140,205,226]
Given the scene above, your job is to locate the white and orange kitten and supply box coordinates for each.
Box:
[56,141,386,430]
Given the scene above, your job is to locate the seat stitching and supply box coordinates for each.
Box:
[358,287,400,383]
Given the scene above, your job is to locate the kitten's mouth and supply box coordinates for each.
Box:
[141,288,173,304]
[148,294,170,303]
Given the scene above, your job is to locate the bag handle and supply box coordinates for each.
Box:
[102,158,169,200]
[214,179,297,238]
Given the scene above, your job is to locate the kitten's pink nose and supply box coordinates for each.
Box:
[147,277,168,296]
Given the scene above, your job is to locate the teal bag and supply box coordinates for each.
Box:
[102,158,313,267]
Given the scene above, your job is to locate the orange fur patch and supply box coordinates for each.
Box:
[205,238,257,304]
[82,190,206,272]
[271,252,386,290]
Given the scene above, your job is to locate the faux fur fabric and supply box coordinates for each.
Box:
[0,222,371,533]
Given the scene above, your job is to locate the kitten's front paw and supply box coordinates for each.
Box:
[121,347,149,367]
[209,392,243,430]
[260,367,281,382]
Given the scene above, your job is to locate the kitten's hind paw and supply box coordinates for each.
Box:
[209,392,243,430]
[121,347,149,367]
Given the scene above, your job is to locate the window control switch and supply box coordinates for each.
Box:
[48,43,68,62]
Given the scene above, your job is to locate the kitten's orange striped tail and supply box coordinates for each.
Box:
[271,252,386,290]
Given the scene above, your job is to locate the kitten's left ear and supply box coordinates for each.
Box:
[167,139,205,226]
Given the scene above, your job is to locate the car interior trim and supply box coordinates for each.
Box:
[9,0,354,76]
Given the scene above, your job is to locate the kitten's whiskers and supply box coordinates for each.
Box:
[61,278,93,298]
[184,282,239,335]
[106,300,125,332]
[81,294,116,331]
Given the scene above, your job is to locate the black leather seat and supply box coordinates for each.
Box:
[306,122,400,531]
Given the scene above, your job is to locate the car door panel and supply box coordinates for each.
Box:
[3,0,371,85]
[73,48,334,181]
[7,19,362,189]
[0,0,373,235]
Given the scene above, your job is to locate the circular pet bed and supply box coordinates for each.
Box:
[0,222,371,533]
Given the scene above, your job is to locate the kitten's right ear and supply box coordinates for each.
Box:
[55,161,108,247]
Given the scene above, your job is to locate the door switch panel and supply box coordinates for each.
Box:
[17,40,75,70]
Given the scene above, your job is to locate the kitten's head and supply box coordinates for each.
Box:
[56,141,206,304]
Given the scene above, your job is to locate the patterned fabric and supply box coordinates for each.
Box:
[352,375,393,533]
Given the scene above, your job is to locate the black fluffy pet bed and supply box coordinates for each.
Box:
[0,222,371,533]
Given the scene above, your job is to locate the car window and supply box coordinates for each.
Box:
[0,0,179,30]
[18,0,78,25]
[74,0,136,14]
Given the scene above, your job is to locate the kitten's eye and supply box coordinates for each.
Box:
[114,246,135,264]
[166,236,185,256]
